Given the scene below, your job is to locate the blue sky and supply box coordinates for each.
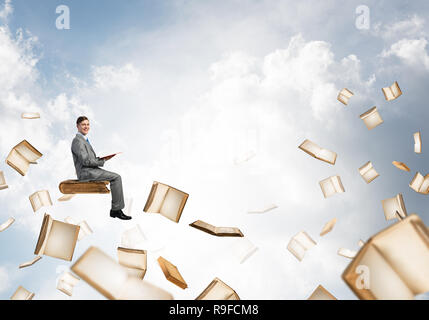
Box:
[1,0,429,300]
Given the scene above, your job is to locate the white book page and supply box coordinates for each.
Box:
[160,188,185,222]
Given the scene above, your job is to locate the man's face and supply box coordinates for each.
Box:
[77,119,90,135]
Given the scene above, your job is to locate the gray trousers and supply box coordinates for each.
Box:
[81,168,125,211]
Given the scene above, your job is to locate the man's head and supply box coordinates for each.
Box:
[76,116,90,136]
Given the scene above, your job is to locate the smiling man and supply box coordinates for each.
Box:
[71,116,131,220]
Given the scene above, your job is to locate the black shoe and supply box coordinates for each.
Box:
[110,209,132,220]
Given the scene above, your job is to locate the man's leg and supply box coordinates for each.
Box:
[84,168,125,211]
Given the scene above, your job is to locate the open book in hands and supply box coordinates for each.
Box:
[100,152,122,161]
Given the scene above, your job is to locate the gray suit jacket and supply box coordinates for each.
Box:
[71,134,105,180]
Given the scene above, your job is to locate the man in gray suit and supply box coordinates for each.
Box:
[71,116,131,220]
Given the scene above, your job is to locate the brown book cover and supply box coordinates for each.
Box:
[157,256,188,289]
[196,277,240,300]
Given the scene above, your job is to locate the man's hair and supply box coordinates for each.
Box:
[76,116,89,125]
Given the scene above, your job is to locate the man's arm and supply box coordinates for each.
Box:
[72,138,105,168]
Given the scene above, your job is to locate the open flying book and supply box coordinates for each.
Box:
[342,214,429,300]
[337,88,354,105]
[319,175,345,198]
[409,172,429,195]
[359,107,383,130]
[10,286,34,300]
[34,213,80,261]
[320,218,337,236]
[71,246,173,300]
[307,285,337,300]
[57,271,80,297]
[6,140,43,176]
[158,256,188,289]
[392,161,410,172]
[196,277,240,300]
[381,193,407,221]
[414,132,422,153]
[19,256,42,269]
[0,171,8,190]
[143,181,189,223]
[21,112,40,119]
[189,220,244,237]
[29,190,53,212]
[287,231,316,261]
[338,248,357,259]
[117,247,147,280]
[231,237,258,264]
[298,139,337,165]
[64,217,93,241]
[382,81,402,101]
[58,194,75,202]
[0,217,15,232]
[358,161,379,184]
[247,204,278,214]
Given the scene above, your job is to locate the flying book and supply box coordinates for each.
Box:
[287,231,316,261]
[247,204,278,214]
[319,175,345,198]
[6,140,42,176]
[58,194,75,202]
[231,237,258,264]
[19,256,42,269]
[409,172,429,195]
[381,193,407,221]
[414,132,422,153]
[358,161,379,184]
[359,107,383,130]
[57,271,80,297]
[196,278,240,300]
[382,81,402,101]
[338,248,357,259]
[234,150,256,165]
[29,190,53,212]
[100,152,122,160]
[143,181,189,223]
[298,139,337,165]
[71,246,173,300]
[320,218,337,236]
[392,161,410,172]
[337,88,354,105]
[10,286,34,300]
[158,256,188,289]
[0,217,15,232]
[121,225,147,249]
[189,220,244,237]
[64,217,93,241]
[307,285,337,300]
[34,213,80,261]
[117,247,147,280]
[342,214,429,300]
[0,171,8,190]
[21,112,40,119]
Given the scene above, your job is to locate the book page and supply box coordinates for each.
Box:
[7,149,29,175]
[43,220,80,261]
[414,132,422,153]
[39,190,53,207]
[382,194,407,221]
[145,183,169,213]
[160,188,187,222]
[0,171,6,186]
[319,176,344,198]
[383,87,394,100]
[287,238,306,261]
[320,218,337,236]
[392,161,410,172]
[419,175,429,194]
[21,112,40,119]
[298,139,321,158]
[117,247,147,273]
[71,246,129,300]
[338,248,357,259]
[356,244,414,299]
[409,172,424,193]
[391,82,401,98]
[121,225,147,249]
[316,148,337,164]
[19,256,42,269]
[359,161,379,183]
[29,192,43,212]
[190,220,217,234]
[232,238,258,264]
[10,286,34,300]
[58,194,75,201]
[77,220,93,241]
[374,218,429,296]
[15,141,41,163]
[215,226,243,236]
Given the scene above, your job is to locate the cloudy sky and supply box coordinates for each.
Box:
[1,0,429,300]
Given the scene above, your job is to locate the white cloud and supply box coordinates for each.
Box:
[374,15,425,40]
[91,63,143,92]
[0,267,10,293]
[0,0,12,22]
[381,38,429,70]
